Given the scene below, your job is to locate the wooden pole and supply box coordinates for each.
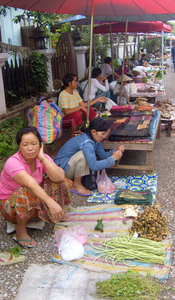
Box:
[119,16,128,105]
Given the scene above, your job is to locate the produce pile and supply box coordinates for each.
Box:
[96,270,166,300]
[129,205,168,242]
[90,232,166,266]
[153,98,175,119]
[134,97,152,111]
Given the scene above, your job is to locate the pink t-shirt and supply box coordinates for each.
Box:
[0,151,54,200]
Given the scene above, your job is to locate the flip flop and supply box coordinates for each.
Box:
[13,236,36,248]
[70,189,92,196]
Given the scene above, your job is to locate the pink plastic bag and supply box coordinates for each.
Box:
[55,225,87,247]
[97,169,115,194]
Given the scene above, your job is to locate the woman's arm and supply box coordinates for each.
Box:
[13,171,65,222]
[37,144,65,183]
[81,97,107,107]
[94,78,109,92]
[63,105,87,115]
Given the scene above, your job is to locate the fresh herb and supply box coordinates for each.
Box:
[155,70,166,79]
[95,218,104,232]
[7,246,22,257]
[142,77,147,83]
[96,270,166,300]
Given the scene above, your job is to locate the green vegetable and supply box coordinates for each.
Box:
[96,270,166,300]
[90,233,166,266]
[7,246,22,257]
[142,77,147,83]
[95,218,104,232]
[155,69,166,79]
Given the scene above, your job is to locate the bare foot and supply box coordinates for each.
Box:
[72,184,92,195]
[60,213,71,222]
[15,229,37,247]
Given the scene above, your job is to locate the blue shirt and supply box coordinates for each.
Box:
[171,46,175,60]
[54,133,115,173]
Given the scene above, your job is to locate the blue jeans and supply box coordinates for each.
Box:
[92,90,111,109]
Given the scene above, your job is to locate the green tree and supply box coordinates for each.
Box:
[80,25,110,67]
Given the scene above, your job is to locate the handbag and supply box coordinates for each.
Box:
[82,170,97,191]
[28,96,63,144]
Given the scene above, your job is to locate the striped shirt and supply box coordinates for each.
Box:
[59,89,82,116]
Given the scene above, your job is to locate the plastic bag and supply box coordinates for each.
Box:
[58,234,84,261]
[55,225,87,246]
[97,169,115,194]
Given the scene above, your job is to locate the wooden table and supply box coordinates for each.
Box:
[102,112,161,172]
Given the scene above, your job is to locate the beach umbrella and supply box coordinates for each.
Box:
[1,0,175,119]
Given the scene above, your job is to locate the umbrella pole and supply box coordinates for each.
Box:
[87,0,95,125]
[110,22,114,81]
[93,34,96,68]
[168,33,172,87]
[119,16,128,105]
[161,30,164,96]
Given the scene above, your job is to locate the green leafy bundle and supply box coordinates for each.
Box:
[96,270,166,300]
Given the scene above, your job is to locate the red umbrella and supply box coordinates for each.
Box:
[94,21,172,34]
[1,0,175,20]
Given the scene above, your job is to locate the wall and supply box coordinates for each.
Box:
[0,7,23,46]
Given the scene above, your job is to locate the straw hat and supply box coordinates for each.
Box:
[117,74,133,82]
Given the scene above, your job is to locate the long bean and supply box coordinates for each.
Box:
[90,233,166,266]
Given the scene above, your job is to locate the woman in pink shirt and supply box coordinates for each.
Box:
[0,127,71,247]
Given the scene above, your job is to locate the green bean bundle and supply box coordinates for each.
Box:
[90,233,166,266]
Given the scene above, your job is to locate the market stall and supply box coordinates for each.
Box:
[101,109,161,172]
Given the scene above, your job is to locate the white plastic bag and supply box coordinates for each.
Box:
[58,234,84,261]
[105,98,118,111]
[55,225,87,246]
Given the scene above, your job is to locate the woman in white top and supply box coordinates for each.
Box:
[84,68,111,110]
[113,74,132,105]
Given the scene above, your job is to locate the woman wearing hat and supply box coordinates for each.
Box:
[113,74,132,105]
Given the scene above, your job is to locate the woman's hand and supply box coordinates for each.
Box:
[112,150,123,161]
[117,145,125,153]
[112,145,125,161]
[98,96,108,103]
[37,143,44,161]
[47,198,65,222]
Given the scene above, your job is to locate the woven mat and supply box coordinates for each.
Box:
[87,173,157,204]
[53,204,172,280]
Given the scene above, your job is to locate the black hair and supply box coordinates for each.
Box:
[141,48,144,52]
[91,68,102,78]
[81,117,109,140]
[16,127,42,146]
[121,59,128,64]
[142,54,146,58]
[63,73,77,87]
[104,57,111,64]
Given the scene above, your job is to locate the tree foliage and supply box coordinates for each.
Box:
[80,25,110,67]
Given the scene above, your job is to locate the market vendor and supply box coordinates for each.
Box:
[0,127,71,247]
[54,118,125,197]
[83,67,111,111]
[113,74,132,105]
[100,57,120,83]
[58,73,107,137]
[139,54,147,66]
[117,59,131,76]
[132,60,148,77]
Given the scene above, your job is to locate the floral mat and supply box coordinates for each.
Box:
[87,173,157,204]
[53,204,172,280]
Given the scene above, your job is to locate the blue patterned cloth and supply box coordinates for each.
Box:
[87,173,157,203]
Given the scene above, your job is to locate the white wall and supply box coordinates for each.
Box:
[0,7,23,46]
